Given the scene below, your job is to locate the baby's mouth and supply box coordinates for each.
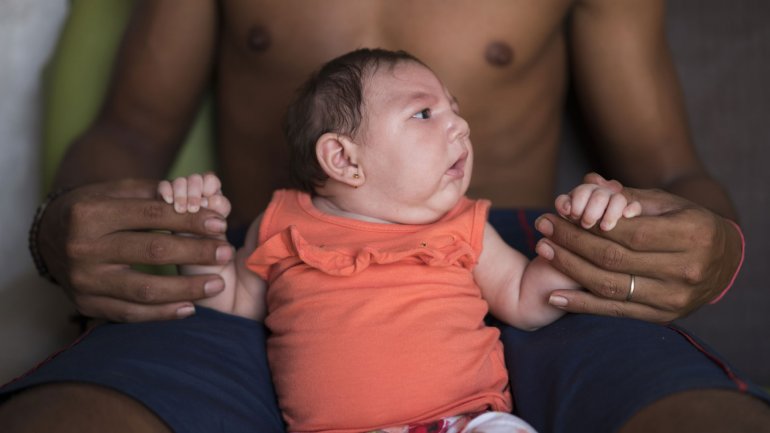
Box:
[446,151,469,178]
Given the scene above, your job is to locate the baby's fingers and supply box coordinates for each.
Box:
[599,194,628,231]
[202,172,222,197]
[623,201,642,218]
[205,194,232,217]
[568,184,599,221]
[580,188,611,229]
[171,177,189,213]
[158,181,174,205]
[555,194,572,218]
[185,174,204,213]
[583,172,623,192]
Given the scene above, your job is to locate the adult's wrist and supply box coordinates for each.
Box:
[28,187,73,285]
[709,219,745,304]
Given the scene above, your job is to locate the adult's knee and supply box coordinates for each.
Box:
[619,389,770,433]
[0,383,171,433]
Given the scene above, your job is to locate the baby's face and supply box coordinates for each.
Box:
[355,62,473,224]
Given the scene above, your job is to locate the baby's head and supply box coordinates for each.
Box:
[285,48,472,224]
[285,48,423,193]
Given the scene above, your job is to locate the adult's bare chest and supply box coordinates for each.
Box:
[220,0,571,89]
[216,0,573,219]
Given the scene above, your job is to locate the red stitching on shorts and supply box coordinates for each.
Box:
[1,327,95,388]
[668,326,748,392]
[517,209,537,254]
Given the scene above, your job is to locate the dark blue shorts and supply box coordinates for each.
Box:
[2,209,767,433]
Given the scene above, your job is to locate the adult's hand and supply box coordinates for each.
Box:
[535,176,743,324]
[36,179,234,322]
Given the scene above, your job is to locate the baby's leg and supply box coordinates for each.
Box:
[461,411,538,433]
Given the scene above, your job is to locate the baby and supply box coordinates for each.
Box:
[159,49,640,433]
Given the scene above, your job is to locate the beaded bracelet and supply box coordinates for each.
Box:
[28,187,73,285]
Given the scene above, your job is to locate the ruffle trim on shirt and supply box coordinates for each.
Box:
[248,225,478,278]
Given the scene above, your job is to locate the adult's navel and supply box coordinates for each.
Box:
[485,41,514,67]
[248,25,271,52]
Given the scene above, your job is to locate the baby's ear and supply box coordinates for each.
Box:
[316,133,364,188]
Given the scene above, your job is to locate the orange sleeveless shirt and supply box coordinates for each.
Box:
[247,190,512,432]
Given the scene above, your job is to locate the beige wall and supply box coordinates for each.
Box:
[667,0,770,384]
[0,0,77,383]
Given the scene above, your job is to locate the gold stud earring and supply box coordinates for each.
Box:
[353,173,360,179]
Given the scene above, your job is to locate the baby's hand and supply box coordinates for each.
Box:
[555,178,641,231]
[158,173,231,218]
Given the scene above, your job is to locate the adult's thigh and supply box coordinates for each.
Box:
[0,308,284,433]
[0,383,171,433]
[500,314,769,433]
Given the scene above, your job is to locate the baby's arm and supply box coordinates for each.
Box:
[474,224,575,331]
[475,181,641,330]
[158,173,267,320]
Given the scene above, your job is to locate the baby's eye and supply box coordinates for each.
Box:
[412,108,431,120]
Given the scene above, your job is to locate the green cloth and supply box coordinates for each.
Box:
[42,0,215,195]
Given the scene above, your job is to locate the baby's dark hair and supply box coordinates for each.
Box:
[284,48,424,193]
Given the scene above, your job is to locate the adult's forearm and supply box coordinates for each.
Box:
[52,124,179,190]
[661,172,738,221]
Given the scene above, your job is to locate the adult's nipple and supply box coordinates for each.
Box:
[248,25,271,52]
[485,41,514,67]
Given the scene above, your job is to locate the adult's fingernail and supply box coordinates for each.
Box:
[176,305,196,318]
[549,295,568,307]
[535,239,554,260]
[204,278,224,296]
[535,216,553,236]
[205,217,227,233]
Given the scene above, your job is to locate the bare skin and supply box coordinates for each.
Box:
[15,0,766,432]
[0,384,170,433]
[43,0,741,324]
[1,385,767,433]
